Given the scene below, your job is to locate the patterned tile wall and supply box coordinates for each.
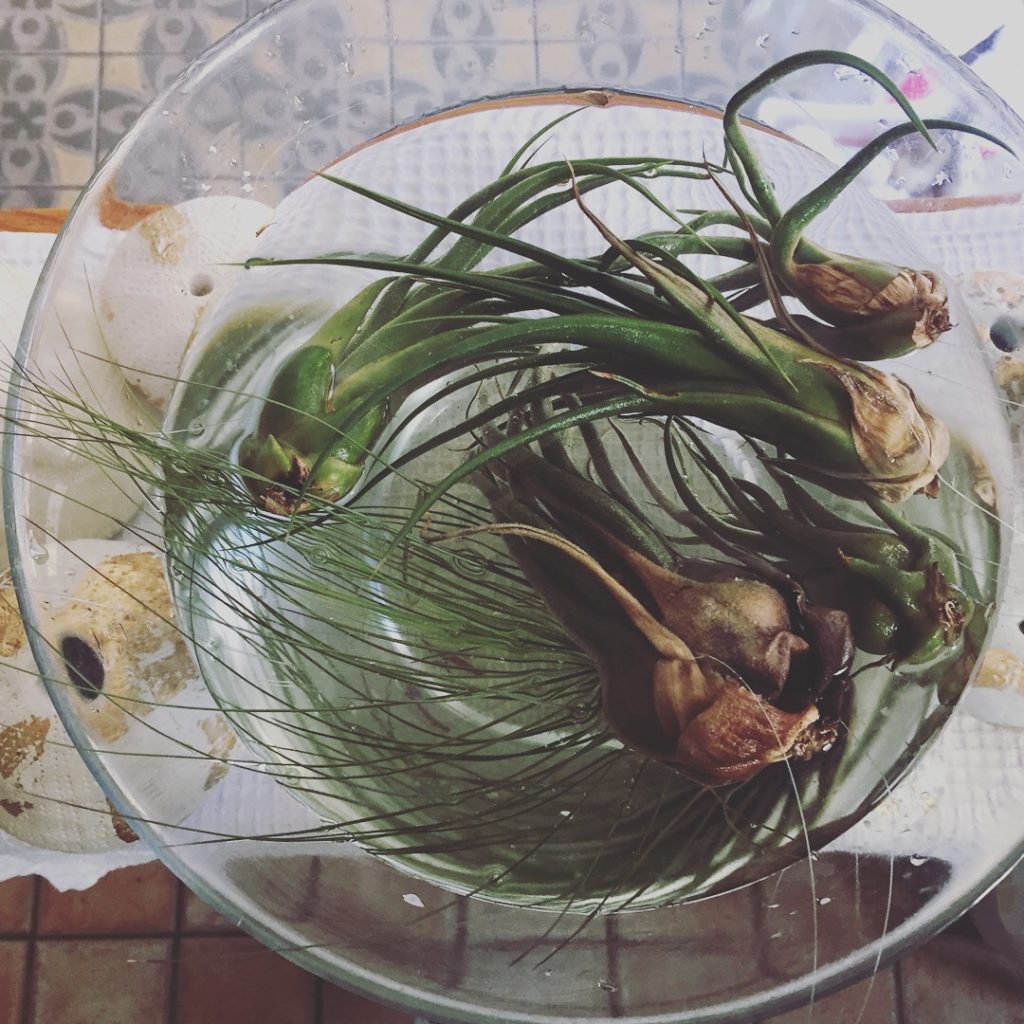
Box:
[0,0,265,209]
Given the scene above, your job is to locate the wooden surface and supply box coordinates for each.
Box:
[0,209,67,234]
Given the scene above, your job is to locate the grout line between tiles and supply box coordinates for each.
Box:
[94,0,106,170]
[19,876,41,1024]
[532,0,539,85]
[893,958,908,1024]
[604,916,625,1017]
[166,882,187,1024]
[314,975,324,1024]
[385,0,396,126]
[2,927,248,942]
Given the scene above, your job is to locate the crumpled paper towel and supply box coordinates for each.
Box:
[0,236,161,889]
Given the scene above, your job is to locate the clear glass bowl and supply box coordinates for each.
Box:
[8,1,1024,1021]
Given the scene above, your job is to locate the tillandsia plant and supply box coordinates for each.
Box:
[720,51,1011,358]
[455,433,855,786]
[225,51,987,703]
[5,49,1004,912]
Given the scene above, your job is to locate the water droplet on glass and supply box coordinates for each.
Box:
[559,809,572,817]
[207,144,217,154]
[200,182,212,193]
[766,902,779,909]
[931,170,951,188]
[707,0,723,6]
[755,33,770,48]
[909,854,928,866]
[818,896,832,906]
[833,66,858,82]
[403,892,425,908]
[29,538,48,564]
[790,27,800,35]
[598,980,617,993]
[769,931,783,940]
[568,700,591,721]
[896,52,922,75]
[241,182,255,194]
[188,420,205,438]
[543,969,553,978]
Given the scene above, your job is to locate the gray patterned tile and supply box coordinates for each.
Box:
[391,0,534,42]
[0,185,82,209]
[0,0,100,54]
[97,53,190,162]
[0,54,98,186]
[103,0,246,56]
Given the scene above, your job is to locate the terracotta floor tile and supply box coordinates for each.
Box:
[0,941,27,1024]
[322,983,414,1024]
[176,936,316,1024]
[900,933,1024,1023]
[181,885,241,933]
[29,938,170,1024]
[760,967,899,1022]
[37,862,177,935]
[0,876,34,934]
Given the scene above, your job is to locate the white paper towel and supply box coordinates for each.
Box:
[0,236,164,889]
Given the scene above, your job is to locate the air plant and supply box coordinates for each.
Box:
[455,434,854,786]
[3,50,1004,912]
[720,51,1011,358]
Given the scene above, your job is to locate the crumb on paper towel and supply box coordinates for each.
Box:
[199,714,238,791]
[138,206,188,265]
[975,647,1024,694]
[0,588,27,658]
[994,356,1024,404]
[965,445,998,508]
[107,801,140,844]
[0,715,50,779]
[0,798,33,817]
